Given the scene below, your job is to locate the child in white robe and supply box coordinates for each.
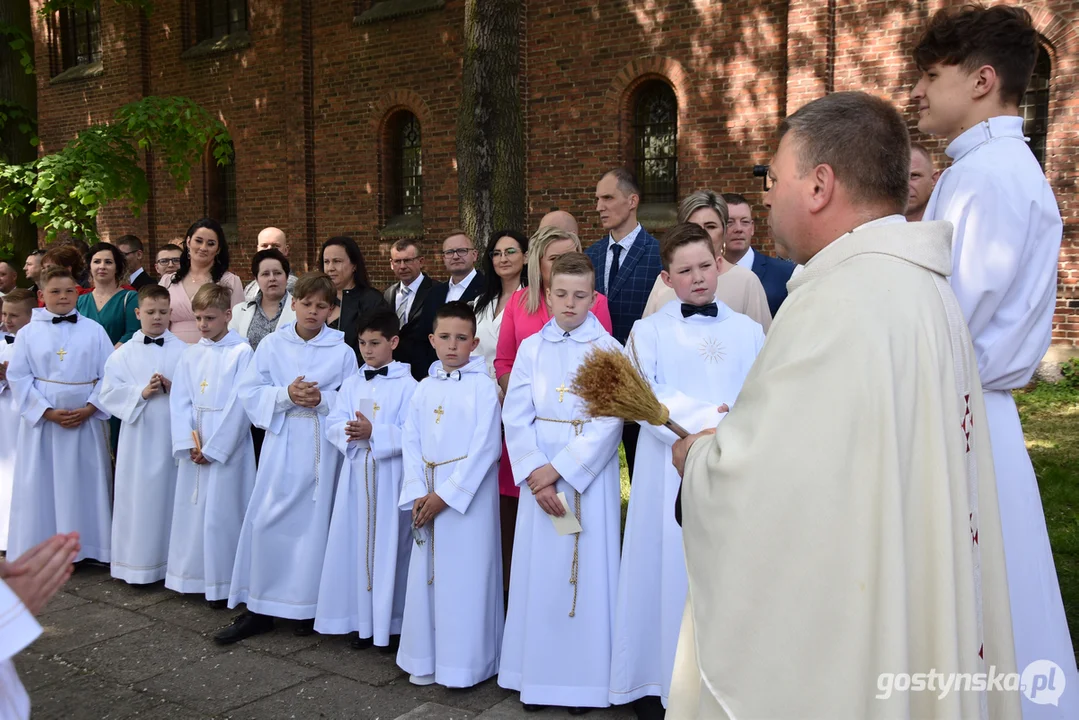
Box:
[315,310,417,649]
[98,285,186,584]
[218,273,358,643]
[7,268,113,563]
[166,284,256,605]
[0,290,35,553]
[498,253,624,712]
[397,301,503,688]
[608,224,764,712]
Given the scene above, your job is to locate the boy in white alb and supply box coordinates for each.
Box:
[0,290,35,552]
[7,268,113,562]
[499,253,624,713]
[98,285,187,584]
[218,273,358,643]
[316,310,418,651]
[166,284,257,605]
[609,224,764,713]
[397,301,503,688]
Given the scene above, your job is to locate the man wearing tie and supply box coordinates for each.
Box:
[383,238,434,382]
[585,168,663,474]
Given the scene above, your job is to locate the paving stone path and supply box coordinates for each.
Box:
[19,565,634,720]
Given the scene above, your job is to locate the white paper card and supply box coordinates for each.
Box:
[353,397,375,449]
[549,491,582,536]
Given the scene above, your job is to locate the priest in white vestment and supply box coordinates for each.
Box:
[668,92,1019,720]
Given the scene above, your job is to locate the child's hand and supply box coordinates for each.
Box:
[189,448,211,465]
[288,376,321,408]
[0,361,8,383]
[412,492,447,528]
[159,375,172,394]
[346,411,372,441]
[65,406,95,429]
[43,408,69,425]
[535,486,564,517]
[142,374,164,400]
[526,463,560,495]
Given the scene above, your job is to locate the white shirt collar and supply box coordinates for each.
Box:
[449,268,477,291]
[608,223,642,250]
[403,272,426,295]
[130,267,144,282]
[735,246,755,270]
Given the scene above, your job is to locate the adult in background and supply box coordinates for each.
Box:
[668,91,1017,719]
[905,142,940,223]
[40,245,92,298]
[384,238,433,382]
[160,219,245,344]
[414,232,487,375]
[23,250,44,294]
[319,236,389,356]
[722,193,795,317]
[153,244,183,282]
[642,190,772,331]
[115,235,155,290]
[586,168,662,474]
[58,238,93,288]
[0,262,17,297]
[77,242,139,348]
[243,227,298,301]
[538,210,579,235]
[472,228,529,594]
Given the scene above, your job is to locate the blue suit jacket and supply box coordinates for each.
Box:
[585,228,663,345]
[751,251,796,318]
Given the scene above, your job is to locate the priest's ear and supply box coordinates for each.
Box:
[807,162,837,214]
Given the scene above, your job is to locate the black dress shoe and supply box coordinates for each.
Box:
[632,696,665,720]
[206,599,227,610]
[293,619,316,637]
[350,633,374,650]
[379,634,401,653]
[567,708,594,716]
[521,703,547,712]
[213,611,274,645]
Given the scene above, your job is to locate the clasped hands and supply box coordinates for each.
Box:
[141,373,172,399]
[288,376,322,408]
[0,532,80,615]
[526,463,565,517]
[43,405,96,429]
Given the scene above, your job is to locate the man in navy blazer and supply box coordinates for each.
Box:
[723,192,796,317]
[415,232,486,377]
[585,168,663,476]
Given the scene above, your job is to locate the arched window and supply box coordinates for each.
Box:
[389,112,423,218]
[206,141,237,226]
[1020,45,1051,168]
[632,80,678,205]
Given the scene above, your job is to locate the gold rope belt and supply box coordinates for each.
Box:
[191,405,224,504]
[34,377,98,386]
[535,416,589,617]
[421,453,468,585]
[287,408,322,501]
[364,447,376,592]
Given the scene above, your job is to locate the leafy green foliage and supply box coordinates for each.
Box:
[0,96,231,244]
[0,19,34,75]
[1060,357,1079,389]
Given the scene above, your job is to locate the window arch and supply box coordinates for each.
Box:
[631,80,678,205]
[1020,45,1051,168]
[387,111,423,218]
[205,141,237,226]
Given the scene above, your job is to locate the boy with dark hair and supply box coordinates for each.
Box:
[913,7,1077,712]
[7,268,113,563]
[0,289,36,552]
[316,309,418,651]
[98,284,185,584]
[499,252,624,713]
[166,283,256,605]
[396,300,503,688]
[218,272,358,643]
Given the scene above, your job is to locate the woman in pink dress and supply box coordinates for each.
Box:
[159,219,246,343]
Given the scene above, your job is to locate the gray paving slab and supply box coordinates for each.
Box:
[137,646,322,714]
[474,697,635,719]
[62,621,230,686]
[292,635,406,686]
[29,674,164,720]
[223,674,422,720]
[39,590,92,614]
[239,621,324,656]
[140,593,233,634]
[395,702,477,720]
[33,602,154,656]
[73,578,174,610]
[11,651,90,692]
[63,563,113,592]
[399,677,514,713]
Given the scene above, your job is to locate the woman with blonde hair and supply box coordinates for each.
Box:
[642,190,772,331]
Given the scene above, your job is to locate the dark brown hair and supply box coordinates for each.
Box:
[41,245,86,279]
[292,272,337,305]
[914,4,1038,106]
[433,300,477,335]
[660,222,716,271]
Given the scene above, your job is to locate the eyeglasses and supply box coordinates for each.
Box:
[391,256,421,266]
[489,248,521,259]
[156,257,181,267]
[441,248,473,258]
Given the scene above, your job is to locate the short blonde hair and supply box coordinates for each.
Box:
[678,190,729,226]
[525,226,581,314]
[191,283,233,312]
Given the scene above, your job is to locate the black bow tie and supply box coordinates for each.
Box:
[52,314,77,324]
[681,302,718,319]
[3,335,13,344]
[364,366,388,381]
[143,336,165,346]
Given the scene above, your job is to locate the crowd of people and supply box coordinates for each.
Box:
[0,5,1076,720]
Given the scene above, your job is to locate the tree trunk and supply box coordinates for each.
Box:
[0,0,39,267]
[456,0,525,248]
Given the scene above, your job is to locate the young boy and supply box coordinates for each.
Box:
[6,268,114,562]
[98,285,186,584]
[166,283,256,605]
[397,301,503,688]
[608,223,764,715]
[498,253,623,713]
[315,310,418,650]
[217,273,358,643]
[0,289,36,552]
[913,8,1078,716]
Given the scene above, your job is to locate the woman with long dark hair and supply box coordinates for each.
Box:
[318,236,389,354]
[77,242,139,348]
[472,229,529,381]
[160,219,245,343]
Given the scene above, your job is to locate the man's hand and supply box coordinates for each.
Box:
[288,376,321,408]
[346,411,372,441]
[412,492,448,529]
[2,533,80,615]
[672,429,716,478]
[189,448,211,465]
[535,485,564,517]
[526,463,560,495]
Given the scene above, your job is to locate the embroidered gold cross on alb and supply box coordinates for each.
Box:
[56,348,68,362]
[433,405,444,424]
[555,383,568,403]
[200,379,209,394]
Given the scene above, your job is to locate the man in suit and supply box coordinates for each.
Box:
[384,238,435,382]
[115,235,155,290]
[722,193,795,317]
[413,231,487,371]
[585,168,663,476]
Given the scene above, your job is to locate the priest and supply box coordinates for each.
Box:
[667,91,1019,719]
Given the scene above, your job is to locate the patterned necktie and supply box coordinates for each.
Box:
[364,366,388,381]
[397,285,411,325]
[681,302,718,318]
[608,243,623,293]
[143,336,165,346]
[52,314,77,324]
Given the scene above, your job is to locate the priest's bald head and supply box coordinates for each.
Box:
[765,92,910,265]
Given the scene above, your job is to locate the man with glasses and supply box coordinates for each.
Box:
[384,238,435,382]
[115,235,155,290]
[154,244,184,281]
[722,193,795,317]
[243,227,298,301]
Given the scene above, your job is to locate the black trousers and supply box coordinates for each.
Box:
[622,423,641,480]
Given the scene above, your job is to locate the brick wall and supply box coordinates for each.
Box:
[28,0,1079,347]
